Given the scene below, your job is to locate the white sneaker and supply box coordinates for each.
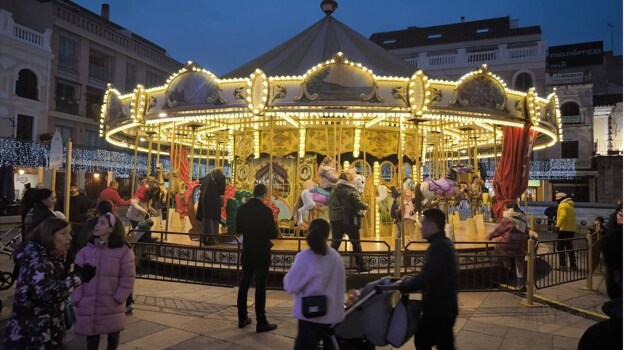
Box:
[125,303,134,314]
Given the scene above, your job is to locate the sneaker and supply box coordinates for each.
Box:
[125,303,134,314]
[256,322,278,333]
[238,317,252,329]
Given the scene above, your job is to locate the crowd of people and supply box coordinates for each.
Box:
[2,165,621,349]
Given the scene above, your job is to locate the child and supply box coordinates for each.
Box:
[72,213,135,350]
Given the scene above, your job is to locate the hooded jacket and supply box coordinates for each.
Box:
[318,164,339,189]
[4,241,82,349]
[328,180,368,223]
[71,241,135,336]
[556,198,576,232]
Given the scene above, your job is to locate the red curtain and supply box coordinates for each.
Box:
[492,124,537,220]
[169,147,190,185]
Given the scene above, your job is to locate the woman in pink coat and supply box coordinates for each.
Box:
[72,212,135,350]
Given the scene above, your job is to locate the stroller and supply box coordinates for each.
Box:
[330,277,421,349]
[0,225,22,291]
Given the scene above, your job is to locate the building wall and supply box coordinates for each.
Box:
[0,9,52,141]
[595,156,623,204]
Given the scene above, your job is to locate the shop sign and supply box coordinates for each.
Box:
[551,72,584,84]
[548,41,603,69]
[49,130,63,169]
[574,160,592,169]
[528,179,540,187]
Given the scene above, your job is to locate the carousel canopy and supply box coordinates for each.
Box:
[224,15,415,78]
[99,3,561,170]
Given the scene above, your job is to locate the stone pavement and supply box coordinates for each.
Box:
[0,272,611,350]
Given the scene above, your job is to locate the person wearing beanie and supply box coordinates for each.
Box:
[555,192,577,270]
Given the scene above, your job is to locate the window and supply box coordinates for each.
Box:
[146,70,165,87]
[88,50,112,82]
[514,72,533,92]
[58,36,78,72]
[561,140,579,159]
[382,39,397,45]
[427,34,442,39]
[16,115,34,141]
[86,130,98,147]
[15,69,38,100]
[560,102,581,124]
[56,125,73,141]
[55,80,80,115]
[86,87,104,120]
[476,28,489,33]
[125,62,136,92]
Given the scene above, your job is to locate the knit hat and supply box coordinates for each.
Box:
[555,192,567,200]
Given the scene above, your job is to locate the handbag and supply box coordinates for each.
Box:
[63,297,76,330]
[301,295,328,318]
[300,255,333,318]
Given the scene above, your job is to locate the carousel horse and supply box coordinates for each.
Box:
[466,177,487,215]
[413,165,473,213]
[295,169,364,227]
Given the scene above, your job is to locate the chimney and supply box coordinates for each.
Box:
[101,4,110,20]
[460,16,465,23]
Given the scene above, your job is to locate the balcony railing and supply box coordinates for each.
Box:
[595,140,623,156]
[0,9,51,51]
[88,63,112,83]
[402,43,544,70]
[58,55,78,73]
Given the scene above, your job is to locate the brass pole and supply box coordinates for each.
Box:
[395,115,404,278]
[170,123,176,175]
[269,116,274,199]
[156,124,162,166]
[147,132,153,177]
[338,119,343,167]
[190,127,196,180]
[64,139,72,219]
[131,128,140,194]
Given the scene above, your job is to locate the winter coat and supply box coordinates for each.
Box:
[125,198,148,223]
[99,186,131,214]
[556,198,576,232]
[399,232,459,318]
[487,209,529,257]
[196,170,226,221]
[284,248,346,324]
[328,180,368,223]
[318,164,339,189]
[71,241,135,336]
[4,241,82,349]
[236,197,279,267]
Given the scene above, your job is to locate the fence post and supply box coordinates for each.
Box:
[522,238,536,306]
[583,233,593,291]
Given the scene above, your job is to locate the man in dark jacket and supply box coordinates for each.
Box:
[196,168,226,245]
[328,171,369,271]
[236,184,279,333]
[396,208,459,350]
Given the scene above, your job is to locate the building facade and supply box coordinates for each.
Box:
[370,17,546,94]
[0,9,53,142]
[0,0,183,148]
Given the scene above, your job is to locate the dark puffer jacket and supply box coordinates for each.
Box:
[4,241,82,349]
[328,180,368,223]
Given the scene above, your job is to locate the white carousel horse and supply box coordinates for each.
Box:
[413,165,473,212]
[295,170,366,226]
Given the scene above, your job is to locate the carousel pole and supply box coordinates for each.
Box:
[146,131,154,177]
[338,119,343,168]
[473,130,478,175]
[156,124,162,167]
[64,139,72,220]
[205,137,210,174]
[190,126,196,180]
[493,126,498,169]
[269,116,274,201]
[333,121,337,166]
[131,127,140,194]
[395,115,404,278]
[171,122,176,175]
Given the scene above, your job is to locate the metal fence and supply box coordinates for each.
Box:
[129,224,600,296]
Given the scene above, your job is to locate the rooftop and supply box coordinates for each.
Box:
[370,17,541,50]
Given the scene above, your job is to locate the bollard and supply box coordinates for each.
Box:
[522,238,536,306]
[529,215,535,232]
[448,223,456,242]
[583,233,593,291]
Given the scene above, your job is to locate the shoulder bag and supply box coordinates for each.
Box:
[301,255,333,318]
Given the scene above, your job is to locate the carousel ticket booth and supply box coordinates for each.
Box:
[98,3,561,253]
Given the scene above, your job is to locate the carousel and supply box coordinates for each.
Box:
[99,1,561,255]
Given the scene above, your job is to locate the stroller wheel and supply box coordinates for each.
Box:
[0,271,15,290]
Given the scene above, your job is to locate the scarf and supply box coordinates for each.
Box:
[503,208,527,233]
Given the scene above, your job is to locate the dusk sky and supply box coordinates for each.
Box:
[77,0,622,76]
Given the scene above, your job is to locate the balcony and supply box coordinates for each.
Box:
[595,140,623,156]
[88,63,111,83]
[58,55,78,73]
[0,10,51,51]
[402,43,544,70]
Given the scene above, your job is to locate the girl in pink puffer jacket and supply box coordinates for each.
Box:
[72,213,135,350]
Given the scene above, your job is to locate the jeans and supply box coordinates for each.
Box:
[237,264,269,324]
[330,220,363,267]
[86,332,120,350]
[556,231,577,268]
[414,313,457,350]
[294,319,333,350]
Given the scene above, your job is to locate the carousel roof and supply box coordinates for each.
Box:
[224,15,415,78]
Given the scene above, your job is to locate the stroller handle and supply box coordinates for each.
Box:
[375,284,400,293]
